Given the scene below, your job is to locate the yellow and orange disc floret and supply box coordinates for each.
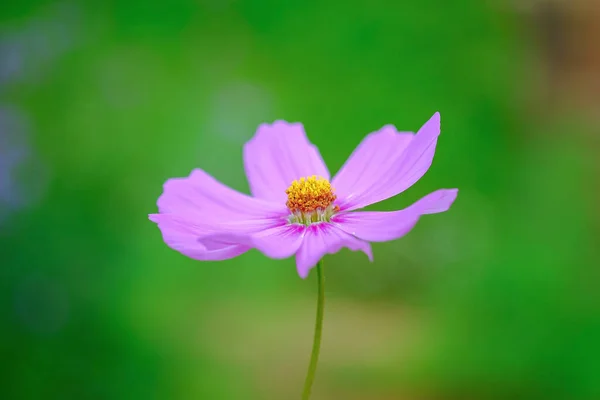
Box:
[286,176,340,225]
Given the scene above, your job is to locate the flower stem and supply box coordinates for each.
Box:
[302,259,325,400]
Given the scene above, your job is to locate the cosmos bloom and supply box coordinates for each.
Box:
[149,112,457,278]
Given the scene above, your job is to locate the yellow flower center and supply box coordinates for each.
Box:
[286,176,336,213]
[285,176,339,225]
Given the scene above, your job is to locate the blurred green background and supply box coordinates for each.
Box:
[1,1,599,399]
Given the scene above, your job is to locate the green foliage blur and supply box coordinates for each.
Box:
[1,1,598,399]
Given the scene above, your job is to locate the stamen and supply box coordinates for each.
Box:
[286,176,339,225]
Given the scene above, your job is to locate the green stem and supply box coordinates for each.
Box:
[302,260,325,400]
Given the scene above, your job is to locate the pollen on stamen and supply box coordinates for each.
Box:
[285,175,337,214]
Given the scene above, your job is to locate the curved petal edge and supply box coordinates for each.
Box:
[333,188,458,242]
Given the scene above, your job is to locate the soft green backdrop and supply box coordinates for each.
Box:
[1,1,598,399]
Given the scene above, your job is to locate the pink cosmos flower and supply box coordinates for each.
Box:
[149,112,457,278]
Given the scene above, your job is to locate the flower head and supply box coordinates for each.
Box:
[149,112,458,278]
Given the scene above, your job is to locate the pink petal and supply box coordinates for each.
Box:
[195,223,306,261]
[333,188,458,242]
[157,168,285,222]
[149,214,250,261]
[243,121,330,203]
[295,223,373,279]
[251,223,306,259]
[333,112,441,210]
[332,125,413,209]
[150,168,287,261]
